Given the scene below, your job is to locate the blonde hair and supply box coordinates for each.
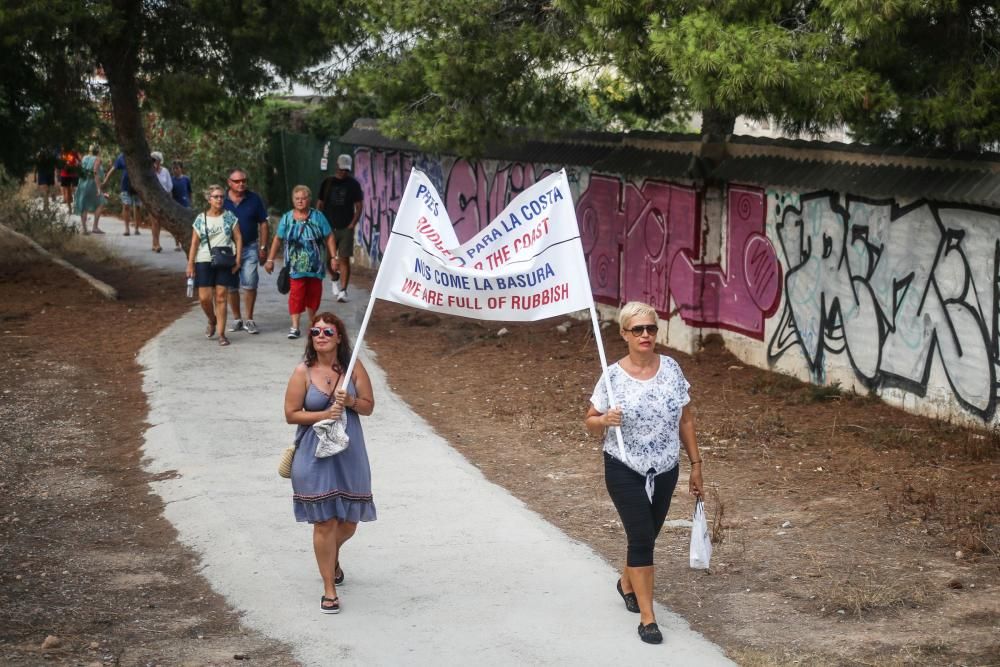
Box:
[204,184,225,201]
[292,184,311,198]
[618,301,658,331]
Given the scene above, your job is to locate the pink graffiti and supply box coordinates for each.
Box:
[576,179,781,339]
[354,148,414,256]
[444,160,551,243]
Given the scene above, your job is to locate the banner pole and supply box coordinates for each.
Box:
[340,233,397,391]
[339,168,427,391]
[588,303,629,461]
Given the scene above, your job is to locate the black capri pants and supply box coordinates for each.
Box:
[604,452,679,567]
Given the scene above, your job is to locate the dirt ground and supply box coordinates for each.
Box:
[361,287,1000,666]
[1,228,998,666]
[0,231,297,666]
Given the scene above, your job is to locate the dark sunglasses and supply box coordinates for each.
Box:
[229,177,247,184]
[310,327,337,338]
[627,324,658,336]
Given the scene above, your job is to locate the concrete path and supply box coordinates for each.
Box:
[91,215,732,665]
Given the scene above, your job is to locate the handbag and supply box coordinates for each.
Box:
[203,215,237,269]
[277,444,295,478]
[210,246,236,269]
[277,265,290,294]
[689,499,713,569]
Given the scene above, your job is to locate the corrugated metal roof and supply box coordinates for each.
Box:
[484,139,619,167]
[341,119,1000,207]
[594,147,703,182]
[340,125,422,153]
[713,156,1000,207]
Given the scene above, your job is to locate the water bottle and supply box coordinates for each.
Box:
[186,277,194,298]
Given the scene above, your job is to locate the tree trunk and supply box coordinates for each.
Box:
[700,107,736,141]
[97,2,195,245]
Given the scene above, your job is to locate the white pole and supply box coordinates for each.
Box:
[340,232,396,390]
[588,303,629,463]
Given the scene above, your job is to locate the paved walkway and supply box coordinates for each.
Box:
[91,215,732,665]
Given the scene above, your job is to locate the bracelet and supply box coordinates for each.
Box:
[690,460,702,465]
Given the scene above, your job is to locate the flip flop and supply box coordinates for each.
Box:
[92,229,105,234]
[218,336,231,347]
[320,595,340,614]
[206,321,216,338]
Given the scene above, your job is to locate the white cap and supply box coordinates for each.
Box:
[337,154,352,170]
[150,151,163,162]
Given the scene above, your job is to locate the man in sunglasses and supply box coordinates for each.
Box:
[224,168,269,334]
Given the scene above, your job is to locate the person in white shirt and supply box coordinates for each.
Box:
[585,301,705,645]
[150,151,179,252]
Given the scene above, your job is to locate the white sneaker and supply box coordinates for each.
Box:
[336,290,348,302]
[287,327,301,339]
[331,282,341,298]
[244,319,259,334]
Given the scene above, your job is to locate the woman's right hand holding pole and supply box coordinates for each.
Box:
[326,400,344,421]
[603,406,623,428]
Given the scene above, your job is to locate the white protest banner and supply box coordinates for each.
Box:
[371,169,592,321]
[344,168,635,491]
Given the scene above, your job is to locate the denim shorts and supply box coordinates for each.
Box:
[194,262,238,289]
[230,242,259,291]
[121,191,141,207]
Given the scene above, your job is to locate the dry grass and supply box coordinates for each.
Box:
[812,570,933,617]
[710,492,727,546]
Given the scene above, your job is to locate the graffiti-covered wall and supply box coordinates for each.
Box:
[350,145,1000,427]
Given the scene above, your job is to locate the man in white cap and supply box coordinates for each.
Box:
[317,153,364,302]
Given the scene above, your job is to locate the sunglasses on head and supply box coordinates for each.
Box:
[310,327,337,338]
[627,324,658,336]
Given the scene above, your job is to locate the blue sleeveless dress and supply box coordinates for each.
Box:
[291,373,377,524]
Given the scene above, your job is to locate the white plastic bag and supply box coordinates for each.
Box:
[313,413,350,458]
[689,499,712,570]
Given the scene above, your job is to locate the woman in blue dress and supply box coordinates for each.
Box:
[283,311,376,614]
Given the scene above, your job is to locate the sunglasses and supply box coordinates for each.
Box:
[309,327,337,338]
[229,178,247,184]
[627,324,659,336]
[208,194,224,200]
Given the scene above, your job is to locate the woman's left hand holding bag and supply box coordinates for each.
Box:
[689,463,704,498]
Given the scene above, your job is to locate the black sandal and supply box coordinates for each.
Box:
[334,564,345,586]
[617,578,639,613]
[638,622,662,644]
[320,595,340,614]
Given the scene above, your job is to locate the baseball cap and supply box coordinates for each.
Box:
[336,154,352,170]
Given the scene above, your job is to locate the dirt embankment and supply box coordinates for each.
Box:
[0,233,297,666]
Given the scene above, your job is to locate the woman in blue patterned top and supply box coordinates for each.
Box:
[585,301,705,645]
[264,185,338,339]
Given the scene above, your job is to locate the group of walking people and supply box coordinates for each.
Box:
[49,144,703,645]
[185,154,363,345]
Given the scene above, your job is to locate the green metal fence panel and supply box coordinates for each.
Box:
[267,130,347,212]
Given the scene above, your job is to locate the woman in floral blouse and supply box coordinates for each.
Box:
[585,301,705,645]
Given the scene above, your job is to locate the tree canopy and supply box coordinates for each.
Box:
[330,0,999,152]
[5,0,362,235]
